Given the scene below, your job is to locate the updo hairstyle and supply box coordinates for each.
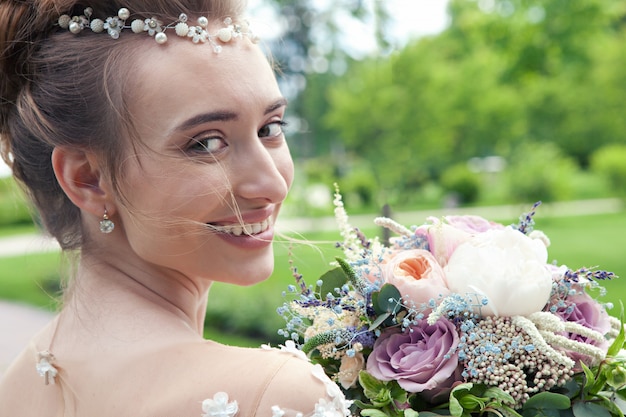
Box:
[0,0,245,250]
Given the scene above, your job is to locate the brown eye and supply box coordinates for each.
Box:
[258,121,286,138]
[189,136,226,153]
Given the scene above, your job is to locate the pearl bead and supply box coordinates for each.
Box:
[117,8,130,20]
[155,32,168,44]
[90,19,104,33]
[175,22,189,37]
[130,19,144,33]
[58,15,71,29]
[69,21,82,34]
[197,16,208,28]
[217,28,232,42]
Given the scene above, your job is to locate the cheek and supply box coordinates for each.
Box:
[118,161,214,220]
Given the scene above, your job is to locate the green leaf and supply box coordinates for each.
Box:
[317,267,348,300]
[376,284,402,315]
[607,304,625,358]
[591,367,609,394]
[449,383,475,417]
[593,395,626,417]
[521,409,561,417]
[580,362,596,395]
[522,392,571,410]
[360,371,388,398]
[389,380,409,404]
[482,386,516,405]
[572,401,612,417]
[369,312,392,331]
[607,364,626,389]
[403,410,420,417]
[361,409,392,417]
[495,404,524,417]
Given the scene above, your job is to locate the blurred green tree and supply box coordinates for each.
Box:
[322,0,626,204]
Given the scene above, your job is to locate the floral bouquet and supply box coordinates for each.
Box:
[278,187,626,417]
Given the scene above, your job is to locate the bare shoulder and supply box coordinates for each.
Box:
[145,340,352,417]
[0,339,351,417]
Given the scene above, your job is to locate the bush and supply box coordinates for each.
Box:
[440,163,482,204]
[590,144,626,197]
[503,142,579,203]
[341,166,378,209]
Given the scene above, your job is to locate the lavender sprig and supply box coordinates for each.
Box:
[513,201,542,235]
[563,267,617,283]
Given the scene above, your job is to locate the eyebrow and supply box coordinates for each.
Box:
[172,97,288,133]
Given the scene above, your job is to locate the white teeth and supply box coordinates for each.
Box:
[210,219,271,236]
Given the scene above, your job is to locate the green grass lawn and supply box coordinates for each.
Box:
[1,210,625,347]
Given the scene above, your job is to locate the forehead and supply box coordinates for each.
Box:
[128,38,280,133]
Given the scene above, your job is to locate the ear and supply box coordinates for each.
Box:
[51,147,115,216]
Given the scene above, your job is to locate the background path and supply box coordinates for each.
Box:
[0,300,54,379]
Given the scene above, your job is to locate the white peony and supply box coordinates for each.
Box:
[444,227,553,317]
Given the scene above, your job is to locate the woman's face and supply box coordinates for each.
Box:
[113,35,293,286]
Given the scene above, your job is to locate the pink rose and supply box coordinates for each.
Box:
[382,249,449,309]
[414,219,471,267]
[414,216,504,267]
[443,215,505,234]
[366,318,461,394]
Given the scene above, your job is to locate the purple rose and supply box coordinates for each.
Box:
[366,318,460,394]
[556,292,612,366]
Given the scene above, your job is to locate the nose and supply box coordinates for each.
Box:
[230,140,293,204]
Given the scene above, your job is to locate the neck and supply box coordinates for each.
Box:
[67,251,212,336]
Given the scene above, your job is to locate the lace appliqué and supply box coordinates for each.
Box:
[36,350,58,385]
[263,342,353,417]
[201,392,238,417]
[201,344,352,417]
[261,340,308,361]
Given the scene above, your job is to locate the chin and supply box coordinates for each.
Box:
[226,257,275,287]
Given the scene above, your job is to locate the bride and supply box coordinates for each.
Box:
[0,1,351,416]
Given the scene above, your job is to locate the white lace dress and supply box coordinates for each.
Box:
[2,338,354,417]
[198,342,352,417]
[203,343,352,417]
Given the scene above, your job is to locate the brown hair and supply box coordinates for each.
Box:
[0,0,246,250]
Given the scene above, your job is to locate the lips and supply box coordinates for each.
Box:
[208,218,272,236]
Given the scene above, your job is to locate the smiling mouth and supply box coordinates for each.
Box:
[208,218,272,236]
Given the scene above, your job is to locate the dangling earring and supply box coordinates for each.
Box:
[99,209,115,234]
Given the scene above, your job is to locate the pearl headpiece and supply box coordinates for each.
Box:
[57,7,259,52]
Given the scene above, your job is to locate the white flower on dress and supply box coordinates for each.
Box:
[311,365,353,416]
[35,354,58,385]
[262,341,309,361]
[312,398,348,417]
[201,392,238,417]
